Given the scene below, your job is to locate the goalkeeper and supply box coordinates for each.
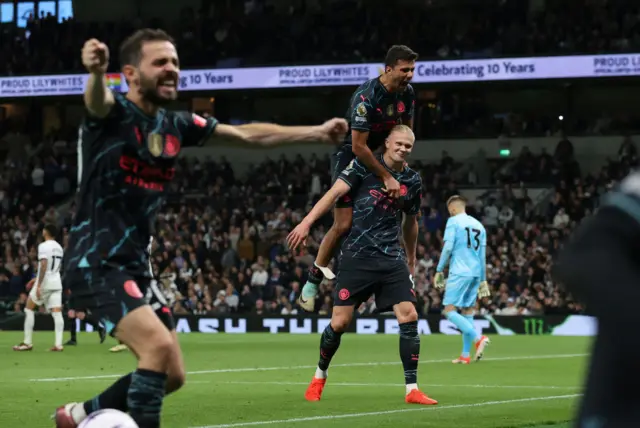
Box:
[433,196,491,363]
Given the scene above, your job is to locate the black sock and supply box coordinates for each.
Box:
[84,315,103,331]
[127,369,167,428]
[399,321,420,385]
[69,318,77,341]
[307,265,324,286]
[318,324,343,371]
[84,373,132,414]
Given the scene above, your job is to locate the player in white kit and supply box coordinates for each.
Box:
[13,224,66,351]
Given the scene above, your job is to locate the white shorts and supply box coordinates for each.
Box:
[29,287,62,310]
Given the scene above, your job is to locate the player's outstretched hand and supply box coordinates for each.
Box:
[82,38,109,74]
[287,223,311,250]
[434,272,445,289]
[382,176,401,198]
[478,281,490,298]
[318,118,348,144]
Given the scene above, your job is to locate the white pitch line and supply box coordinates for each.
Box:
[30,353,587,383]
[215,381,579,390]
[189,394,582,428]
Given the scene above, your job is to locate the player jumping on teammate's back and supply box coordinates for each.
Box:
[13,224,66,352]
[298,45,418,312]
[434,196,491,363]
[288,125,437,405]
[54,29,347,428]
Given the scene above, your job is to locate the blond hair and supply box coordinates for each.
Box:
[446,195,466,207]
[391,124,413,135]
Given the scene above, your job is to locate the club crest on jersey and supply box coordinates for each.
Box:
[356,102,367,117]
[386,105,394,116]
[397,101,405,114]
[164,134,181,158]
[147,133,164,157]
[400,184,408,196]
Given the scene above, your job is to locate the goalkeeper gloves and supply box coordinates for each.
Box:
[434,272,445,289]
[478,281,490,298]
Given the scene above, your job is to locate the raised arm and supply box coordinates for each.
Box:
[213,118,347,146]
[82,39,115,118]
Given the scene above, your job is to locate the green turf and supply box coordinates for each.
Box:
[0,332,590,427]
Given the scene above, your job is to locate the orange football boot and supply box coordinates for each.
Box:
[304,377,327,401]
[405,389,438,405]
[474,335,491,361]
[452,356,471,364]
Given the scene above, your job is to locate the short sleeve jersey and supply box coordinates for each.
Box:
[342,77,415,152]
[66,92,217,277]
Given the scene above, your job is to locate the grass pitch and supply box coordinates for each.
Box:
[0,332,590,427]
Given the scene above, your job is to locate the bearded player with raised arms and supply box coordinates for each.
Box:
[54,29,347,428]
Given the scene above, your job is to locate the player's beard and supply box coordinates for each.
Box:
[397,78,410,91]
[139,72,176,107]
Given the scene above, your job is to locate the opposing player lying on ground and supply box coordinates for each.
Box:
[434,196,490,363]
[288,125,437,405]
[13,224,66,352]
[55,28,347,428]
[299,45,418,312]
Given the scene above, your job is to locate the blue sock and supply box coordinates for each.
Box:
[127,369,167,428]
[461,315,475,358]
[446,311,479,341]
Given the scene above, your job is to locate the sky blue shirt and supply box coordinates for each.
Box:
[436,213,486,280]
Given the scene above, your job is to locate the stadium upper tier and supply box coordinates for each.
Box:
[2,0,639,75]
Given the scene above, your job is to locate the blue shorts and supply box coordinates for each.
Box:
[443,274,480,308]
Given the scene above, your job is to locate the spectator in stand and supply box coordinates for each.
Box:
[0,125,624,318]
[483,199,500,229]
[498,205,515,228]
[553,208,570,229]
[496,298,519,315]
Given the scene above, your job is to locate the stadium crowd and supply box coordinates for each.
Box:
[2,129,636,318]
[4,0,640,318]
[2,0,640,75]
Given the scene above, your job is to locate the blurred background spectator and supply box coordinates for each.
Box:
[2,0,640,318]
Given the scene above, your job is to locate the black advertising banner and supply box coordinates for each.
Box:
[0,313,598,336]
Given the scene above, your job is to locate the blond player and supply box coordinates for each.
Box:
[14,224,65,351]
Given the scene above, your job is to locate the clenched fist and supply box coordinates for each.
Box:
[317,118,348,145]
[82,38,109,74]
